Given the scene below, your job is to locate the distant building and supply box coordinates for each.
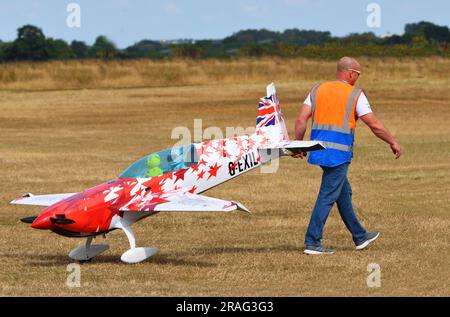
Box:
[379,32,398,38]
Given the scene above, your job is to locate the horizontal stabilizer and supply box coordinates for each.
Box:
[264,140,325,152]
[10,193,77,207]
[257,140,325,163]
[259,140,325,157]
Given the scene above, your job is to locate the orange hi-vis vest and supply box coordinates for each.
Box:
[308,81,363,167]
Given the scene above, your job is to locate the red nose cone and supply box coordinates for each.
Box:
[31,215,53,230]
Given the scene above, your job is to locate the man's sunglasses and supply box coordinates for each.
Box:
[349,68,361,76]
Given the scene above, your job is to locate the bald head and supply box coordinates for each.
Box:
[336,57,361,85]
[337,56,360,73]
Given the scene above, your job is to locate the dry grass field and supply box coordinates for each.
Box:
[0,58,449,296]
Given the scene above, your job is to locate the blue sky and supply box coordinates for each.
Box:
[0,0,448,48]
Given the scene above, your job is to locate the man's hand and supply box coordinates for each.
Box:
[390,142,402,159]
[360,113,403,160]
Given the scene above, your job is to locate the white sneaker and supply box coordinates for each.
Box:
[304,245,335,255]
[355,231,380,250]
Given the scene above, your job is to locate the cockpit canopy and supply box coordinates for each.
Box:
[119,144,198,179]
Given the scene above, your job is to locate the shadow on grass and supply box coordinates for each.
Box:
[184,244,301,256]
[15,245,300,267]
[23,253,215,268]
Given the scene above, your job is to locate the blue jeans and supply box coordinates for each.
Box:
[305,163,367,246]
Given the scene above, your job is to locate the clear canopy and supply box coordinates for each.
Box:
[119,144,198,179]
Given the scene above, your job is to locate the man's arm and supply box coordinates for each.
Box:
[359,113,402,159]
[293,104,312,158]
[295,104,312,140]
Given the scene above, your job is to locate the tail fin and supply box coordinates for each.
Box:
[255,83,326,158]
[255,83,289,147]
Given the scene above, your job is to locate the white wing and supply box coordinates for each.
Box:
[119,191,250,213]
[10,193,78,207]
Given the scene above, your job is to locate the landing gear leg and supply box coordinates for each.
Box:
[120,225,158,264]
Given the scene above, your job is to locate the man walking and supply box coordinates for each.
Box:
[294,56,402,254]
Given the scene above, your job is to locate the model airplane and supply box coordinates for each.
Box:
[11,83,325,263]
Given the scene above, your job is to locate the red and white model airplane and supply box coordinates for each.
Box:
[11,83,324,263]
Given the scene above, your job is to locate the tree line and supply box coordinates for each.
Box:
[0,21,448,61]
